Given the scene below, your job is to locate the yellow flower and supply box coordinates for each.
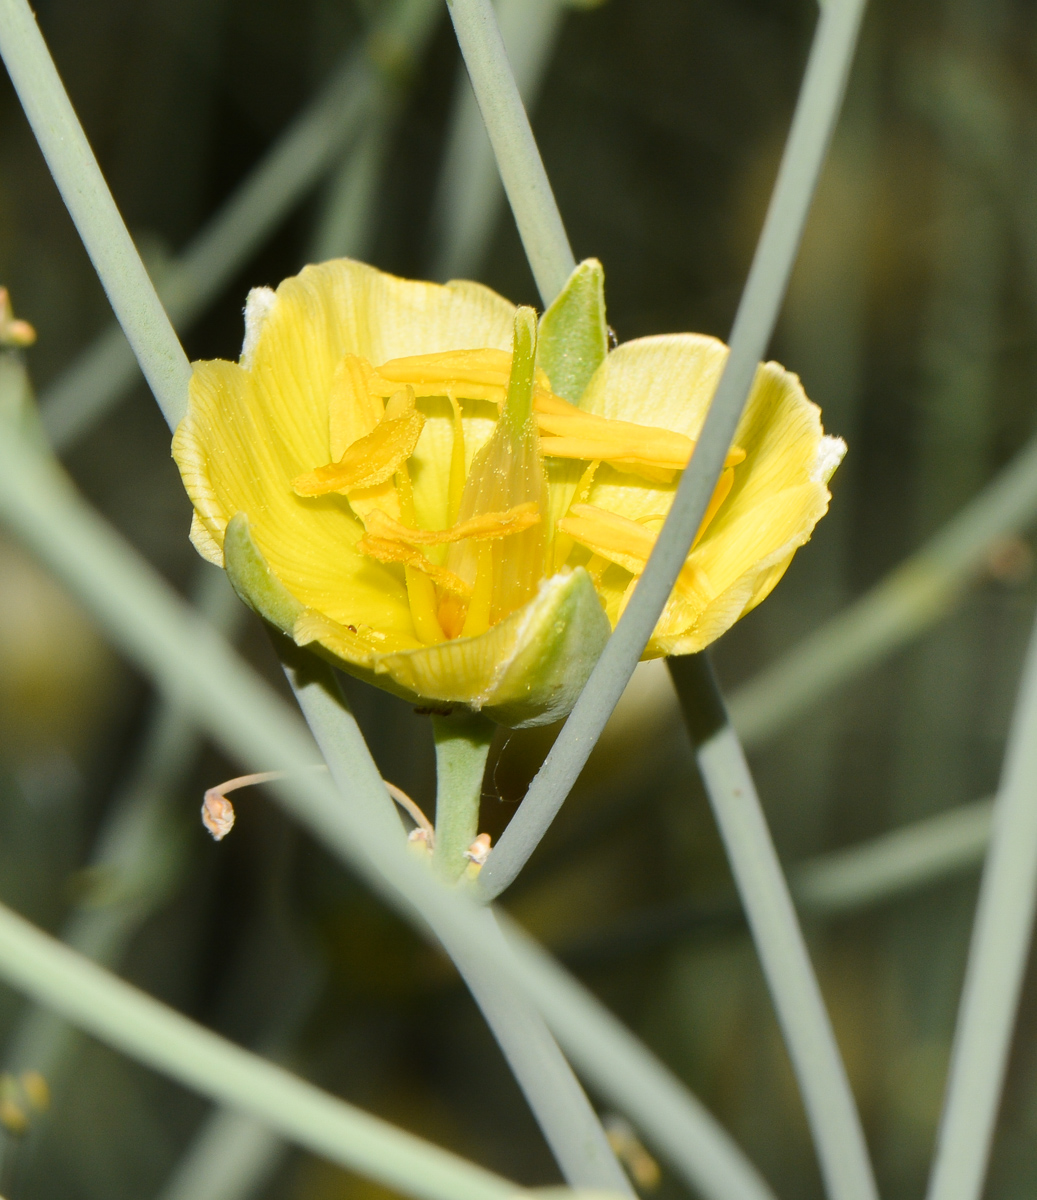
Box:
[172,258,843,727]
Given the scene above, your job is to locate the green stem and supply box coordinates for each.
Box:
[0,900,522,1200]
[432,712,494,882]
[0,0,190,432]
[669,654,878,1200]
[926,607,1037,1200]
[444,0,575,304]
[431,0,567,281]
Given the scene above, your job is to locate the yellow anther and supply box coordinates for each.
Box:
[293,386,424,496]
[328,354,385,457]
[358,535,472,599]
[371,348,555,407]
[363,502,540,547]
[559,466,735,595]
[535,393,745,474]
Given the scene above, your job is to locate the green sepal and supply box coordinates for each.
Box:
[479,567,611,728]
[537,258,609,404]
[223,512,304,632]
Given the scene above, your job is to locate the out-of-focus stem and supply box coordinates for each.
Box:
[793,796,993,918]
[444,0,575,304]
[156,1110,287,1200]
[0,0,190,430]
[0,565,241,1134]
[309,109,393,264]
[0,900,525,1200]
[431,0,568,281]
[926,605,1037,1200]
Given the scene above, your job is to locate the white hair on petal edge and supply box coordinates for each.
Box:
[240,287,277,369]
[812,435,847,485]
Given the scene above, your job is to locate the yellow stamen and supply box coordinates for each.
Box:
[461,543,493,637]
[552,460,600,571]
[558,467,735,596]
[559,504,656,576]
[535,397,746,473]
[293,386,424,496]
[394,461,447,644]
[363,502,540,546]
[358,535,471,599]
[329,354,385,458]
[372,348,554,406]
[448,395,466,523]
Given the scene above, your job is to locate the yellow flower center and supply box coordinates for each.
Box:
[290,308,743,646]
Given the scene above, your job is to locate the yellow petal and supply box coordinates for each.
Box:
[563,336,843,656]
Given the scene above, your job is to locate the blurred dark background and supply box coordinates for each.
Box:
[2,0,1037,1198]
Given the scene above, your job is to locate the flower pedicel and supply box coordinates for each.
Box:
[173,258,844,727]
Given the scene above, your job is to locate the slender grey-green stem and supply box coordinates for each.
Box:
[444,0,575,303]
[436,911,634,1195]
[0,0,190,431]
[670,657,878,1200]
[300,686,631,1195]
[431,0,567,281]
[479,0,869,901]
[731,430,1037,748]
[0,899,525,1200]
[39,0,441,451]
[925,606,1037,1200]
[0,427,776,1200]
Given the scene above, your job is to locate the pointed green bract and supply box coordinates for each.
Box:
[504,306,538,432]
[538,258,608,404]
